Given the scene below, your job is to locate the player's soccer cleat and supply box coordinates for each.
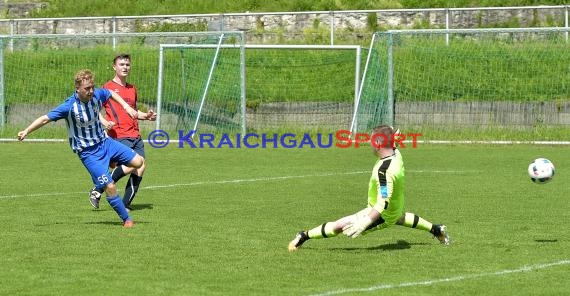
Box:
[288,231,309,251]
[432,224,450,245]
[88,187,102,209]
[123,220,134,228]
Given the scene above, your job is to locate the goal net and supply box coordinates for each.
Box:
[156,33,246,136]
[0,32,245,139]
[352,28,570,140]
[244,45,362,133]
[157,44,363,135]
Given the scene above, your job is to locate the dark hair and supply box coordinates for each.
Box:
[113,53,131,64]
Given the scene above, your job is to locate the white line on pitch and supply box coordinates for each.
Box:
[141,171,367,190]
[141,169,477,191]
[409,170,479,173]
[310,259,570,296]
[0,169,475,199]
[0,171,366,199]
[3,138,570,145]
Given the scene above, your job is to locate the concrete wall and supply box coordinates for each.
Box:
[1,6,567,39]
[9,101,570,131]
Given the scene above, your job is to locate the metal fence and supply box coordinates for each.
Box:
[0,32,364,133]
[0,5,569,46]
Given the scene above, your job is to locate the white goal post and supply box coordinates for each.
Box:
[155,43,362,135]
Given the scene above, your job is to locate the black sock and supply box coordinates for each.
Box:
[430,224,440,235]
[123,174,143,207]
[112,166,126,183]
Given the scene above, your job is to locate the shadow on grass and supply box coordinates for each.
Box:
[35,220,149,226]
[84,221,150,226]
[329,240,429,252]
[535,239,558,243]
[89,203,154,212]
[129,203,153,211]
[35,221,68,227]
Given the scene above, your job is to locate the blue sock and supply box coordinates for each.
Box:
[106,194,131,222]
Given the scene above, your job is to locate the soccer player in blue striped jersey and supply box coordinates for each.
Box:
[17,69,144,228]
[288,125,450,251]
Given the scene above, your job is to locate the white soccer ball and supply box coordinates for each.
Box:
[528,158,555,184]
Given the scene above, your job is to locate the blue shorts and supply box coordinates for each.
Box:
[116,137,145,158]
[78,138,137,190]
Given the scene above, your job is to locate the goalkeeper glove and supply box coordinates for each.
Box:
[342,215,373,238]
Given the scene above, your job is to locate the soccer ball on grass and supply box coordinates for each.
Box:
[528,158,555,184]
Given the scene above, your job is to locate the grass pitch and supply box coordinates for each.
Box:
[0,142,569,295]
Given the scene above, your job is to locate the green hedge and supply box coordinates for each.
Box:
[5,39,570,105]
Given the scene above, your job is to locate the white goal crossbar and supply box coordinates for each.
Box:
[156,43,362,134]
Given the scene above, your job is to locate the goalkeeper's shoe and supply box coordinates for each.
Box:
[88,187,102,209]
[432,224,450,245]
[288,231,309,252]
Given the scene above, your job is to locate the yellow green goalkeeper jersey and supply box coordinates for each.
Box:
[367,148,405,225]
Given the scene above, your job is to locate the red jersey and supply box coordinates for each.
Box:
[102,80,140,139]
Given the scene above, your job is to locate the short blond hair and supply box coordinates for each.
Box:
[74,69,94,87]
[371,125,395,148]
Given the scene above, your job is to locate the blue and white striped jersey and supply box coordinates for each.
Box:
[47,88,112,153]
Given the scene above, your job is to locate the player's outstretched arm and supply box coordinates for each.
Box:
[109,90,137,119]
[17,115,51,141]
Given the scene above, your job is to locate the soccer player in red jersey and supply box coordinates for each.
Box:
[89,54,156,211]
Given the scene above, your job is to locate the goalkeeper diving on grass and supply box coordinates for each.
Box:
[288,125,450,251]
